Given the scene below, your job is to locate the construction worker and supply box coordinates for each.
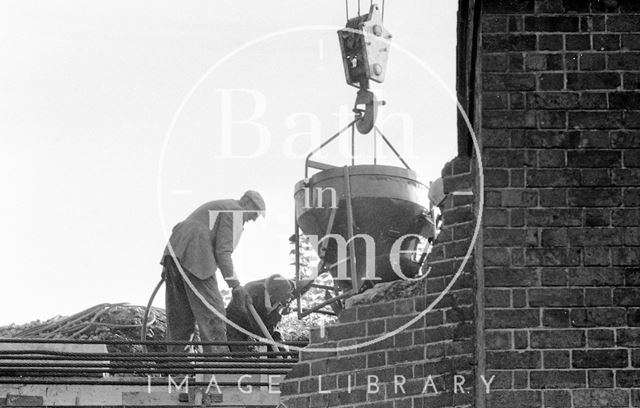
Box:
[161,190,265,354]
[226,274,295,352]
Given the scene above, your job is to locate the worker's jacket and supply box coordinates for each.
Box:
[161,199,243,286]
[226,279,283,336]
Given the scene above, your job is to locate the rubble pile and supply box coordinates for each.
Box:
[0,303,167,352]
[0,303,310,350]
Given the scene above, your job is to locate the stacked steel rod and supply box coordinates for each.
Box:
[0,338,305,386]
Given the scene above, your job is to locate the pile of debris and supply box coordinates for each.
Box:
[0,303,167,353]
[0,303,310,352]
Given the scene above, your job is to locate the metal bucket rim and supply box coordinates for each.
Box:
[294,164,426,193]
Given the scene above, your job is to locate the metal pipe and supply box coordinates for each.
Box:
[0,362,294,369]
[0,350,296,358]
[312,206,338,277]
[374,126,412,170]
[373,126,377,164]
[0,355,296,362]
[351,124,355,165]
[305,119,360,178]
[298,291,353,319]
[291,309,336,317]
[343,166,359,291]
[247,304,281,356]
[0,338,306,346]
[0,378,275,386]
[316,206,338,270]
[0,367,293,375]
[294,217,302,320]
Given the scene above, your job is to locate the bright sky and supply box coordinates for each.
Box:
[0,0,458,325]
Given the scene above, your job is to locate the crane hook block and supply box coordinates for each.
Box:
[338,3,392,88]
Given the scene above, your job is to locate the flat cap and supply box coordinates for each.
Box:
[242,190,266,217]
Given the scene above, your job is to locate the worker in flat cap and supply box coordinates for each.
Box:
[226,274,295,353]
[161,190,266,353]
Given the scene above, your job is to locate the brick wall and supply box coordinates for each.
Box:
[481,1,640,407]
[280,158,478,408]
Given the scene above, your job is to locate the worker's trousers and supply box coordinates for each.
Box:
[163,257,228,354]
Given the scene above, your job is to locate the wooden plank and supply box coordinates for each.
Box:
[5,394,44,406]
[0,384,123,406]
[1,381,282,406]
[122,386,281,406]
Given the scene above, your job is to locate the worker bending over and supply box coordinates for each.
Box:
[226,274,295,352]
[160,190,265,353]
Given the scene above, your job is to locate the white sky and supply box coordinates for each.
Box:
[0,0,458,325]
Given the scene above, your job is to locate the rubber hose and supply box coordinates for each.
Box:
[140,277,165,352]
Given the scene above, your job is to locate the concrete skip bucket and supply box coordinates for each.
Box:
[293,164,436,315]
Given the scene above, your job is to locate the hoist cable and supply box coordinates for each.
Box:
[346,0,385,21]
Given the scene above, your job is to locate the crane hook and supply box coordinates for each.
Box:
[353,89,385,134]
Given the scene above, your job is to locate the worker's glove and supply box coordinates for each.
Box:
[232,285,253,312]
